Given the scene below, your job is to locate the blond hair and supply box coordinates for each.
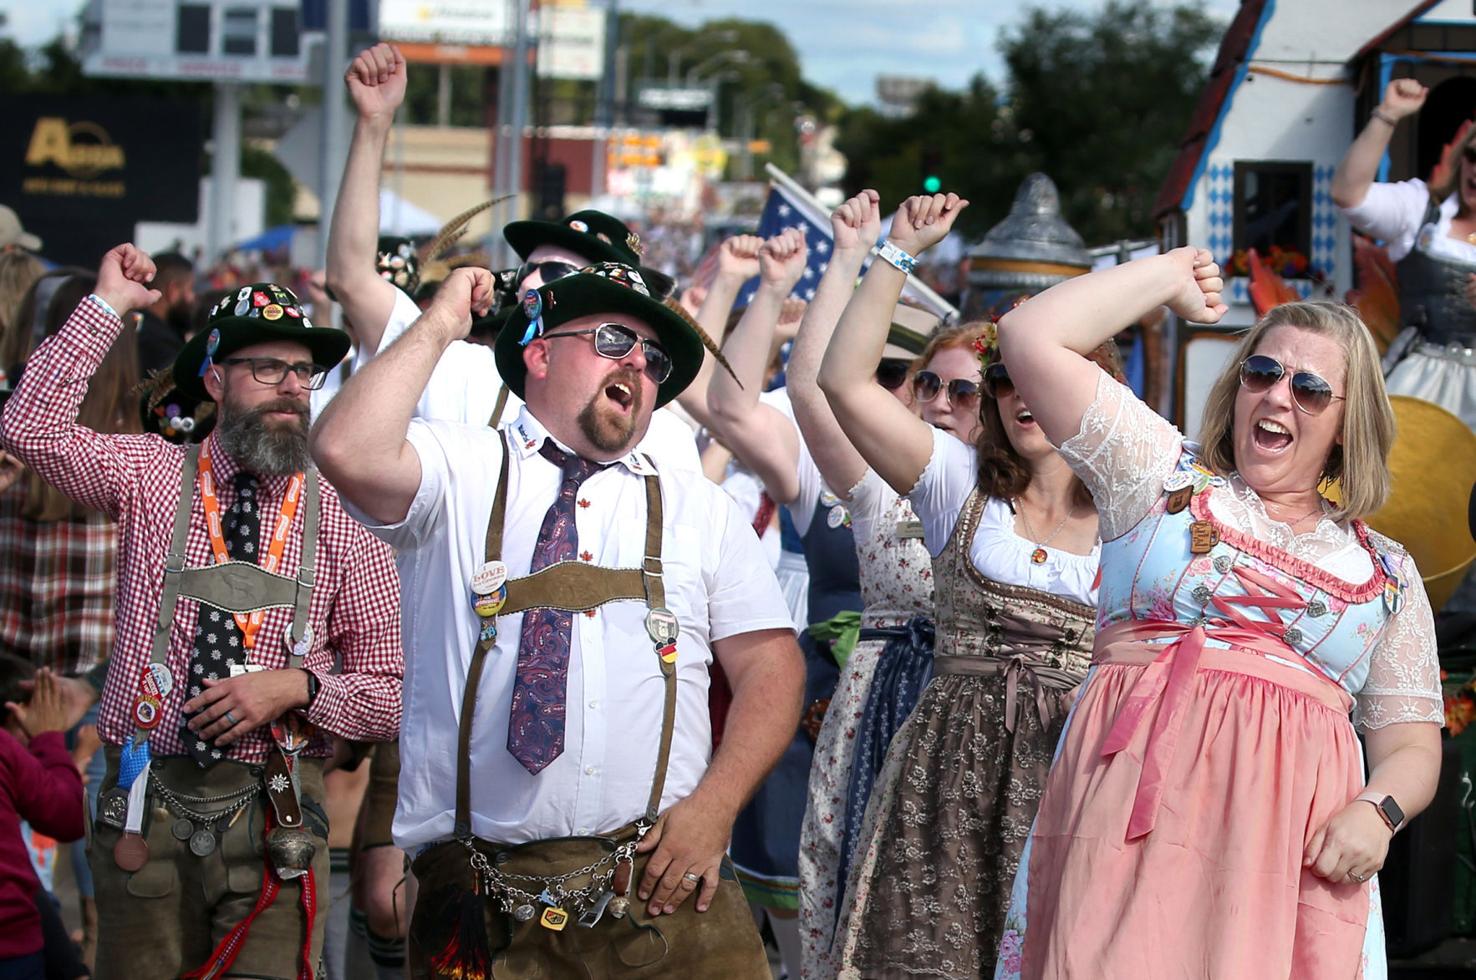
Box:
[1197,301,1393,522]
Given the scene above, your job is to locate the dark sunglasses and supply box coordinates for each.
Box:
[912,370,981,409]
[982,362,1014,399]
[218,357,328,390]
[542,322,674,384]
[1238,354,1344,415]
[515,259,582,288]
[876,358,911,391]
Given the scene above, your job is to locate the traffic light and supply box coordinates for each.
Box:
[920,147,942,193]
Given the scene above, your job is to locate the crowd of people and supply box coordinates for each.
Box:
[0,46,1457,980]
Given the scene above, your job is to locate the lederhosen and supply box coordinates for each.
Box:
[408,432,718,978]
[96,446,325,980]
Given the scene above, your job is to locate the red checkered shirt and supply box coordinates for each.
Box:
[0,295,404,761]
[0,486,117,675]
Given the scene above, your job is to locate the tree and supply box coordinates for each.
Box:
[835,1,1220,244]
[999,1,1221,242]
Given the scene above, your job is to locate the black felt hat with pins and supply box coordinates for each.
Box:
[495,262,706,408]
[503,209,645,266]
[171,283,350,402]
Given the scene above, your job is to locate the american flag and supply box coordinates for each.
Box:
[736,183,839,307]
[732,167,959,322]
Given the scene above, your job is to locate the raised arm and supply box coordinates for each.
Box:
[324,43,407,353]
[310,267,494,524]
[706,229,806,504]
[820,193,965,494]
[788,190,878,498]
[675,235,762,430]
[996,247,1225,450]
[1331,79,1426,210]
[0,245,160,517]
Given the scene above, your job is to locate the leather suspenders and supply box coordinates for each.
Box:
[453,432,677,839]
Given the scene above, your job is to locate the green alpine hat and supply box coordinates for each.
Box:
[503,210,644,267]
[495,262,703,408]
[172,282,351,402]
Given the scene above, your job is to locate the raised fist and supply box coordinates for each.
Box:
[831,189,881,255]
[758,228,808,294]
[1379,79,1427,122]
[885,192,968,258]
[345,43,407,122]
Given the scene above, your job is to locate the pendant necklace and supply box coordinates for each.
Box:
[1016,500,1073,565]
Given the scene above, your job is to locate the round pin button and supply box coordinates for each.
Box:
[471,561,509,596]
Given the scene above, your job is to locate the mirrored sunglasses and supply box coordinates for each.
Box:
[912,370,981,409]
[542,322,674,385]
[515,259,582,288]
[1238,354,1344,415]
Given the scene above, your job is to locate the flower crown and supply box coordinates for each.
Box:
[973,321,1001,367]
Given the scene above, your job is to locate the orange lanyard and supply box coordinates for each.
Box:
[197,440,304,650]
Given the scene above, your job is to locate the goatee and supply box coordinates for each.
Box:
[216,398,312,476]
[577,367,643,454]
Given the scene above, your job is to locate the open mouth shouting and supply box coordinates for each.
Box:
[1015,408,1035,427]
[604,378,636,414]
[1251,417,1293,454]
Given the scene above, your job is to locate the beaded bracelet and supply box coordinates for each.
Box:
[1371,108,1399,128]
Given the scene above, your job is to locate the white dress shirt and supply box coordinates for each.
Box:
[354,407,794,850]
[371,291,702,471]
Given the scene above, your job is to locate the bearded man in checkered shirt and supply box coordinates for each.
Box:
[0,244,403,980]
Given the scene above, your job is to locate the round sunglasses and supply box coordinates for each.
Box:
[542,322,674,384]
[1238,354,1344,415]
[912,370,981,409]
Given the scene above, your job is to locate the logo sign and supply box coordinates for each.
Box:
[0,95,202,264]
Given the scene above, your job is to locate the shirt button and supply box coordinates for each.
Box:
[585,766,598,775]
[588,699,599,709]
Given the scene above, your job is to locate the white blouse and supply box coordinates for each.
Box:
[908,427,1100,608]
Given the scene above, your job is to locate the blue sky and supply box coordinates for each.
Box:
[2,0,1241,106]
[618,0,1242,104]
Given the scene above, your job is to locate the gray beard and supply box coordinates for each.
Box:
[215,405,312,476]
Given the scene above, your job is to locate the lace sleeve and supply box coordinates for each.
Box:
[1056,369,1184,540]
[1353,552,1444,731]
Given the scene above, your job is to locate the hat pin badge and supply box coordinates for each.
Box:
[519,289,544,346]
[199,328,221,377]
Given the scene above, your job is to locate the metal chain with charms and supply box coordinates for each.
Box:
[149,769,258,856]
[462,836,642,918]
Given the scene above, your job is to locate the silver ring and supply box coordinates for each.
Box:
[1349,871,1368,883]
[224,710,239,726]
[681,872,700,883]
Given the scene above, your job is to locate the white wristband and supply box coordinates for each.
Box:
[875,239,917,276]
[87,293,120,320]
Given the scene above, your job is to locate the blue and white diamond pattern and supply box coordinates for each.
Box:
[1202,160,1339,306]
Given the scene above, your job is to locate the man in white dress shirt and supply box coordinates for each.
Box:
[311,260,802,977]
[325,42,700,472]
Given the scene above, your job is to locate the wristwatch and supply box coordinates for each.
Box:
[300,668,320,709]
[1355,790,1405,833]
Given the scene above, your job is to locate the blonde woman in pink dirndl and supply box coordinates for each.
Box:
[992,248,1444,978]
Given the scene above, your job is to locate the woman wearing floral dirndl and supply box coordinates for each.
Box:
[820,191,1115,978]
[994,248,1444,978]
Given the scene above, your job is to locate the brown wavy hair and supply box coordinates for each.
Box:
[20,276,142,521]
[974,338,1125,508]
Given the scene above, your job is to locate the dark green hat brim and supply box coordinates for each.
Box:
[172,318,351,402]
[495,273,702,409]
